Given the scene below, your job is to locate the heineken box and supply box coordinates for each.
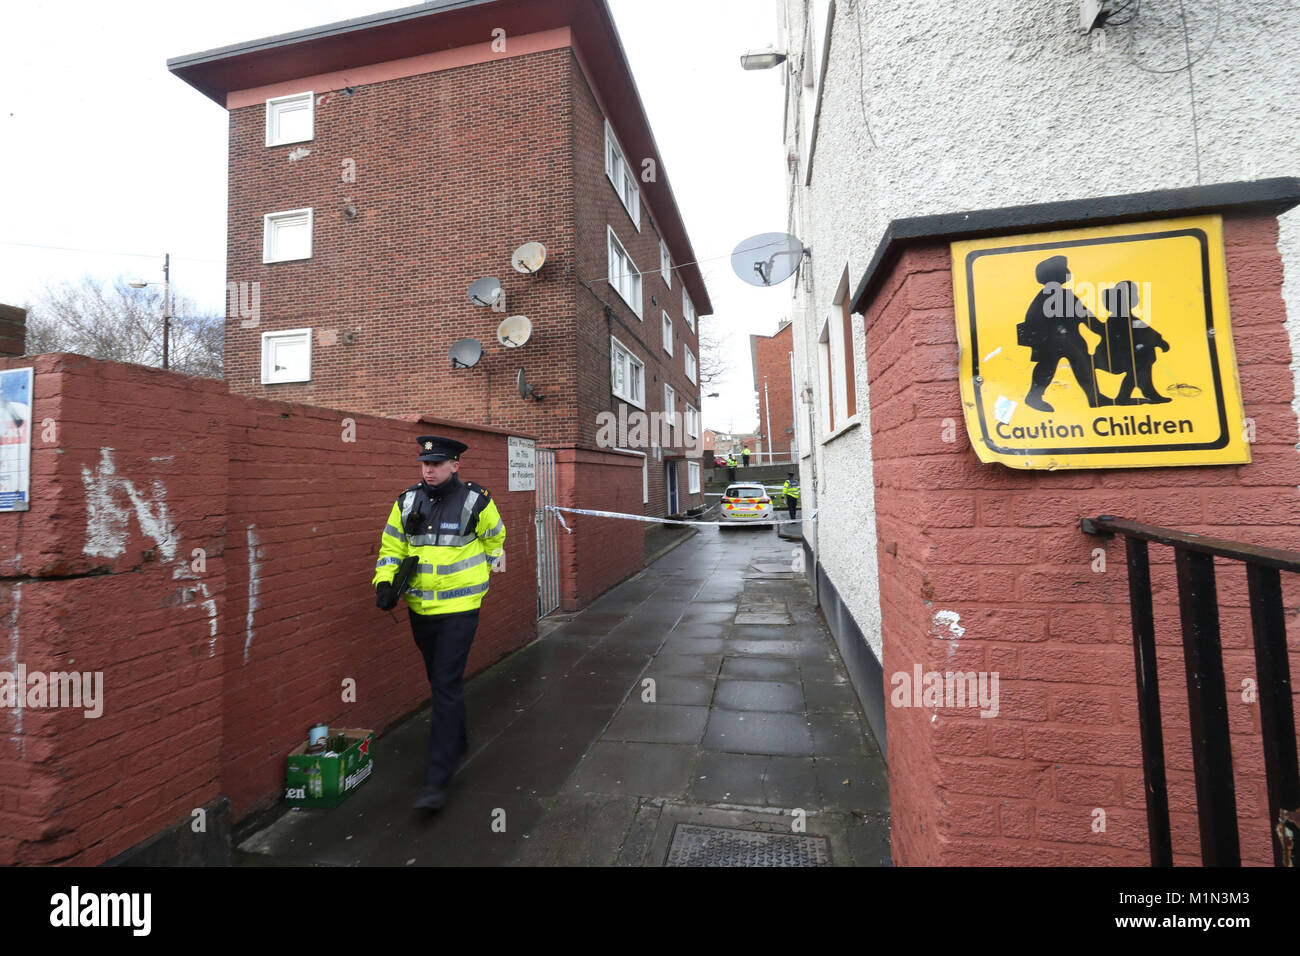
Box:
[284,728,374,809]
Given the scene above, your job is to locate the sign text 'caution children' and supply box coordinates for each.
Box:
[951,215,1249,469]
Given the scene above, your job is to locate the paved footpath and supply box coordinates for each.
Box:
[234,525,890,867]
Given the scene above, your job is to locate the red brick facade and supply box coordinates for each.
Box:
[864,212,1300,866]
[221,32,704,520]
[752,321,795,461]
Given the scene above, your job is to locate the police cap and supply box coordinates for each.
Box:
[416,435,468,462]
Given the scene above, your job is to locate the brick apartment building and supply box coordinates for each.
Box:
[750,319,795,463]
[168,0,710,537]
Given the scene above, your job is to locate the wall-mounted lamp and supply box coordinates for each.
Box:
[740,50,790,71]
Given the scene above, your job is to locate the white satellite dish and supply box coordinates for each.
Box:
[731,232,806,287]
[512,241,547,274]
[449,338,483,369]
[497,315,533,348]
[468,277,503,307]
[517,368,542,401]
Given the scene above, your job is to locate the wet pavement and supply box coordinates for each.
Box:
[233,524,890,867]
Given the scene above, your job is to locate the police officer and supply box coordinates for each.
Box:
[372,435,506,810]
[782,472,800,520]
[742,445,751,467]
[726,453,737,482]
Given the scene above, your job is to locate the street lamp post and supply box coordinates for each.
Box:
[129,252,171,371]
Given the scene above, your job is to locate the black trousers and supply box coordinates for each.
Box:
[408,608,479,788]
[786,498,798,519]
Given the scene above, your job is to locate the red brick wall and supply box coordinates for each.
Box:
[865,213,1300,866]
[754,323,794,459]
[552,446,646,611]
[569,55,702,517]
[0,355,536,864]
[225,49,580,443]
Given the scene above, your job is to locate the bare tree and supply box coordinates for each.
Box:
[24,276,223,378]
[697,315,728,388]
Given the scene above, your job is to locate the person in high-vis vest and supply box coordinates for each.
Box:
[726,453,737,482]
[373,435,506,810]
[782,472,801,520]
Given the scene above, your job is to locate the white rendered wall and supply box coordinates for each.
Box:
[780,0,1300,662]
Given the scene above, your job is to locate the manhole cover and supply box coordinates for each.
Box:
[665,824,831,867]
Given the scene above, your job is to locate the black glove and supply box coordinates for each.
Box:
[376,582,395,610]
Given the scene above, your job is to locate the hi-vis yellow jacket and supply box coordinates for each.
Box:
[371,477,506,616]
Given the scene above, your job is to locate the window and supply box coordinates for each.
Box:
[682,289,696,332]
[263,208,313,263]
[684,346,697,385]
[662,311,673,355]
[834,268,859,420]
[604,120,640,228]
[664,383,677,445]
[266,92,314,147]
[801,0,832,181]
[660,240,672,287]
[610,335,645,408]
[684,403,699,439]
[688,460,701,494]
[262,328,311,384]
[607,227,642,317]
[818,318,835,434]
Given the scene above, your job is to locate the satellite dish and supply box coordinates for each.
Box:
[468,277,503,307]
[517,368,543,401]
[731,232,805,287]
[497,315,533,348]
[512,241,547,274]
[449,338,483,369]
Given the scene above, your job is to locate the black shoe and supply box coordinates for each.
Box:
[1024,392,1054,412]
[414,785,448,811]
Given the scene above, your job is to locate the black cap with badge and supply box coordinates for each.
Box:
[416,435,468,462]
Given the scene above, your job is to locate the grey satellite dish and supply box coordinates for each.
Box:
[497,315,533,348]
[731,232,806,287]
[449,338,483,369]
[468,277,503,307]
[512,241,547,274]
[517,368,542,401]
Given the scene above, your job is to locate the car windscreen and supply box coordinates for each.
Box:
[727,486,766,499]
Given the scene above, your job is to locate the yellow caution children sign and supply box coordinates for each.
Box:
[951,215,1250,469]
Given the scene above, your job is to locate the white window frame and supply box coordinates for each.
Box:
[818,318,835,435]
[604,120,641,230]
[261,328,312,384]
[265,91,314,147]
[684,403,699,439]
[663,383,677,445]
[263,208,313,263]
[607,226,642,318]
[662,311,673,356]
[688,460,701,494]
[682,289,696,332]
[684,345,697,385]
[660,240,672,287]
[610,335,646,409]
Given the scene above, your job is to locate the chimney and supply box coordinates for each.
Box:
[0,305,26,357]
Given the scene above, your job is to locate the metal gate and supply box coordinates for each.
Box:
[534,448,560,618]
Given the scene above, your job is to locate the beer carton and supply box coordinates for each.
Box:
[284,728,374,809]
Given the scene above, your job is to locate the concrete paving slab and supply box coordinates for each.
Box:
[714,679,804,713]
[704,709,815,756]
[566,741,696,798]
[511,794,641,867]
[720,657,799,680]
[603,702,710,744]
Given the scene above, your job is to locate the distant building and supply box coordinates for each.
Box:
[750,320,795,463]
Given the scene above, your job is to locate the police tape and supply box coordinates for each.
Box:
[543,505,814,531]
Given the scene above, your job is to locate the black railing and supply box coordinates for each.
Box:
[1081,516,1300,866]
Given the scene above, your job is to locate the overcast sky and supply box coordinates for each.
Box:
[0,0,788,433]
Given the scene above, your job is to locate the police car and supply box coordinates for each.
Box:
[718,483,775,528]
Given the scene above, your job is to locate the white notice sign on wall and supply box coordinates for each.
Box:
[508,436,535,492]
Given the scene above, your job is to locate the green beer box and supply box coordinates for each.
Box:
[284,728,374,809]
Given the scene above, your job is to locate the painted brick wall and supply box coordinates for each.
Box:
[865,213,1300,866]
[553,446,646,611]
[0,355,536,864]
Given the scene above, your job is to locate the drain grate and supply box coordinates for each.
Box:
[665,824,831,867]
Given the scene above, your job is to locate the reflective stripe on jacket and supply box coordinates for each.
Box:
[372,478,506,616]
[782,480,800,500]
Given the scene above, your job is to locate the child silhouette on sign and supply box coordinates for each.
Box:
[1096,281,1171,405]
